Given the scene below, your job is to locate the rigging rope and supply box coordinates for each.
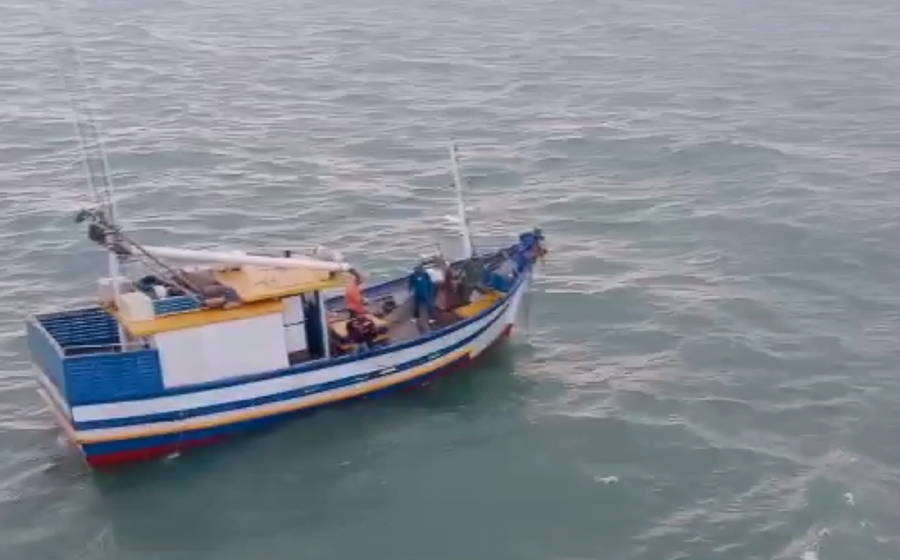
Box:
[56,29,206,300]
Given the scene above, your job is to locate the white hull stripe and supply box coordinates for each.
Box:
[71,296,513,432]
[75,330,489,444]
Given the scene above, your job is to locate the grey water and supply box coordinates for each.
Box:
[2,0,900,558]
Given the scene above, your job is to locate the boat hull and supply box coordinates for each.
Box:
[36,268,531,468]
[78,325,513,468]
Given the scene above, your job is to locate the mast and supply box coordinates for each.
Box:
[448,141,475,259]
[58,42,128,344]
[55,27,355,318]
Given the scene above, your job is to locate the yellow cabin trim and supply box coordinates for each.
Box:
[452,291,502,319]
[113,299,286,337]
[214,266,346,302]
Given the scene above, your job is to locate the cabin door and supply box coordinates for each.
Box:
[302,293,324,359]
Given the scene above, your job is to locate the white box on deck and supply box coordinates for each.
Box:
[284,324,307,353]
[282,295,307,353]
[155,312,290,388]
[117,292,155,322]
[98,276,132,305]
[283,295,305,326]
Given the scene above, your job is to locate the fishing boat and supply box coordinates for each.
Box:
[25,58,546,467]
[27,152,545,467]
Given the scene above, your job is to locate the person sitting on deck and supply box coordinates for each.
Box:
[346,309,378,353]
[442,266,464,308]
[408,264,436,325]
[344,268,367,316]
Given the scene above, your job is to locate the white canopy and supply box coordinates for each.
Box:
[140,245,352,273]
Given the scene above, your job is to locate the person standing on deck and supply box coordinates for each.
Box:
[409,264,436,326]
[344,269,367,316]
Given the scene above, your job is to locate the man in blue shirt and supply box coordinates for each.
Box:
[408,264,436,326]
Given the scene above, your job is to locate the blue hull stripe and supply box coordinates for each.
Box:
[80,349,474,458]
[73,300,509,432]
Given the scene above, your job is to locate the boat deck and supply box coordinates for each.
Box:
[326,289,501,355]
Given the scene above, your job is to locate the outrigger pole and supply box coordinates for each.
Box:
[57,37,133,345]
[447,141,475,259]
[57,31,352,286]
[138,245,352,273]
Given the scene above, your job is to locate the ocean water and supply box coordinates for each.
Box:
[2,0,900,558]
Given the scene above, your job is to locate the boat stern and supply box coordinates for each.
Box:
[26,306,164,462]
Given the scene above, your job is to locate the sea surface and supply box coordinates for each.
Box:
[2,0,900,558]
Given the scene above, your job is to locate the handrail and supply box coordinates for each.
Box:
[27,318,64,356]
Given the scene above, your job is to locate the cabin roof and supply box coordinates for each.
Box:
[214,266,345,302]
[109,265,344,337]
[112,299,286,337]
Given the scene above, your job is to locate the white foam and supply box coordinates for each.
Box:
[594,475,619,484]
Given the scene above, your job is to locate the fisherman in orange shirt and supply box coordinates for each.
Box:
[344,269,367,316]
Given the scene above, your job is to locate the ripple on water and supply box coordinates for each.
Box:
[3,0,900,558]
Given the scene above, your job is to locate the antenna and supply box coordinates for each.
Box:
[448,141,475,259]
[56,30,133,344]
[57,45,117,224]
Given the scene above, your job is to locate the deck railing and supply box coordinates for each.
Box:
[152,294,202,316]
[28,307,164,406]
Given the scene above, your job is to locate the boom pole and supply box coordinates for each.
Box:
[449,141,475,259]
